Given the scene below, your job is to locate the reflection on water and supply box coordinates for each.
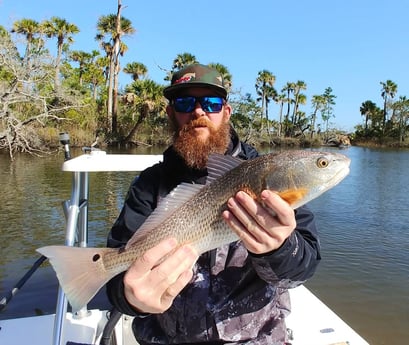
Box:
[0,146,408,345]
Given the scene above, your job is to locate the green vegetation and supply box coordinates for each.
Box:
[1,3,408,159]
[354,80,409,147]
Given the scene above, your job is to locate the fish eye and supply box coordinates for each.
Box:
[317,157,329,168]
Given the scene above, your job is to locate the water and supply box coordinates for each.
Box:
[0,146,408,345]
[305,147,409,344]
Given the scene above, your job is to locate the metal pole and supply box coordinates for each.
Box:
[77,171,89,248]
[74,171,91,319]
[52,171,81,345]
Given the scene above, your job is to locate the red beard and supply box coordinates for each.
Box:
[172,116,230,169]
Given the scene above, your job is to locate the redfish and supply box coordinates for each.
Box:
[38,150,350,311]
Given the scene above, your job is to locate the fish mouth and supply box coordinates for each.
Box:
[334,158,351,184]
[324,159,350,193]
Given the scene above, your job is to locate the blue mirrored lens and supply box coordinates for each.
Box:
[173,97,223,113]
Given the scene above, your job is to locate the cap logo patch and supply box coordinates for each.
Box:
[175,72,196,84]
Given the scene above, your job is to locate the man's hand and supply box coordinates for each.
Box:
[222,190,296,254]
[123,238,198,314]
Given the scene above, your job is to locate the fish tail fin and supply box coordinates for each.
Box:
[37,245,115,312]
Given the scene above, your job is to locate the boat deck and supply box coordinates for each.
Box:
[0,285,369,345]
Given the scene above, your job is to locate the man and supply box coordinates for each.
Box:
[106,64,321,344]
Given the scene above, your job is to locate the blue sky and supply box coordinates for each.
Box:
[1,0,408,132]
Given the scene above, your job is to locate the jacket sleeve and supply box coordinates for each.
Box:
[249,205,321,288]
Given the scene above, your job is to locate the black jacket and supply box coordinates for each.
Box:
[106,130,321,344]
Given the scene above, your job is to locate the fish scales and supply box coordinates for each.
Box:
[37,150,351,311]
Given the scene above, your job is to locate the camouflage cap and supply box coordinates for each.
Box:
[163,64,228,100]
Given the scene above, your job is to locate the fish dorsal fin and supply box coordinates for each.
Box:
[125,182,204,249]
[125,154,244,249]
[206,153,244,184]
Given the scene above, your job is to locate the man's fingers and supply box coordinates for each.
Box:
[129,237,178,276]
[124,243,198,314]
[261,190,295,226]
[223,190,297,254]
[152,245,198,288]
[160,269,194,306]
[226,191,274,233]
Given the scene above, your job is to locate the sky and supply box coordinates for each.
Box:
[1,0,409,132]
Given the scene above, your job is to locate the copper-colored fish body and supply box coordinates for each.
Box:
[38,150,350,311]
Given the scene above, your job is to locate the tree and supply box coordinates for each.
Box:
[391,96,409,143]
[229,92,261,143]
[275,93,287,137]
[359,100,377,133]
[255,70,277,133]
[122,79,166,143]
[11,18,43,67]
[123,62,148,81]
[163,52,199,81]
[208,62,233,92]
[291,81,307,135]
[0,26,79,159]
[83,56,106,100]
[172,52,198,71]
[293,94,307,136]
[96,0,135,136]
[321,87,336,139]
[70,50,100,87]
[42,16,79,90]
[380,80,398,132]
[310,95,324,138]
[281,82,295,136]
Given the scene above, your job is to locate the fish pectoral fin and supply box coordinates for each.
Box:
[277,188,308,206]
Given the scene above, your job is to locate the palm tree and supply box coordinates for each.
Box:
[293,93,307,135]
[380,80,398,132]
[255,70,277,133]
[275,93,287,137]
[172,52,198,70]
[281,82,295,136]
[95,5,135,136]
[208,62,233,93]
[359,100,377,133]
[291,80,307,135]
[11,18,42,63]
[123,62,148,81]
[42,16,79,90]
[123,79,166,142]
[163,53,199,81]
[70,50,93,86]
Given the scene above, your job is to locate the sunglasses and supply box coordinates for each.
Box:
[172,96,224,113]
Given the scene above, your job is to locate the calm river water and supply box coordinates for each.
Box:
[0,146,408,345]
